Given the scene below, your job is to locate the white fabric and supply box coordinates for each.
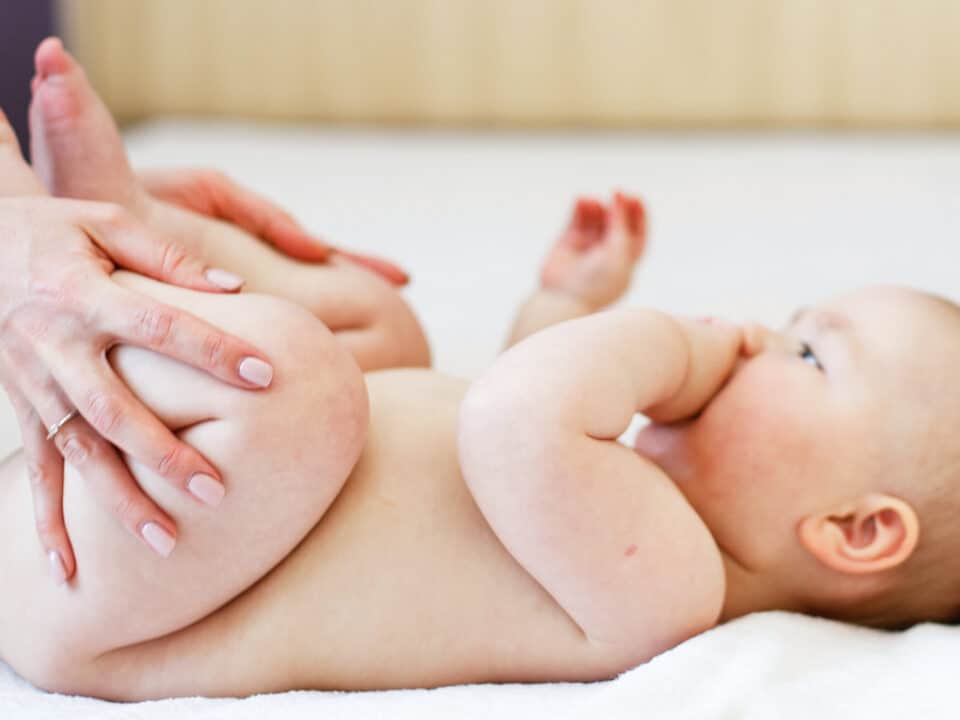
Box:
[1,123,959,718]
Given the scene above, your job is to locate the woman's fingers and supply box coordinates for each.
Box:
[140,168,334,262]
[78,201,246,293]
[52,416,180,558]
[94,282,274,390]
[4,381,75,583]
[8,356,181,564]
[39,344,227,510]
[139,167,413,285]
[330,248,411,287]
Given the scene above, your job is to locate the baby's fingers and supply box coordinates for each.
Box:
[646,315,743,423]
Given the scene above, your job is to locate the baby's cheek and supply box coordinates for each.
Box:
[692,364,810,499]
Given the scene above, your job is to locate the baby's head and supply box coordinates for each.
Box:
[641,285,960,628]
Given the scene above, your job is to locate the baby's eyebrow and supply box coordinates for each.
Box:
[789,306,851,333]
[789,306,811,326]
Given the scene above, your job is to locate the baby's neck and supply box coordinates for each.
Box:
[718,551,805,623]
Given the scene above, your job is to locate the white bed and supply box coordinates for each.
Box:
[1,123,958,718]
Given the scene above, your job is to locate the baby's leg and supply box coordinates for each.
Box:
[29,38,429,370]
[0,271,368,696]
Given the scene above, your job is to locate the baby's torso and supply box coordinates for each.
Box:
[118,369,622,695]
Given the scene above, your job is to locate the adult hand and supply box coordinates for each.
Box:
[0,195,276,583]
[139,168,410,286]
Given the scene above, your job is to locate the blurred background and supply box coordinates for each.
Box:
[2,0,959,141]
[0,1,958,451]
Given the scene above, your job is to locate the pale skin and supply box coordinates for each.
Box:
[3,35,413,586]
[0,40,942,701]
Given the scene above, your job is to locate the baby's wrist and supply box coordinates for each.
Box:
[537,284,603,314]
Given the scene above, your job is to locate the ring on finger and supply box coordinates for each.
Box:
[46,409,79,441]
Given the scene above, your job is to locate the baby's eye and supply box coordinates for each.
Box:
[798,342,823,371]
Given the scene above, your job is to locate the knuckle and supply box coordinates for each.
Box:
[132,305,175,348]
[34,514,61,540]
[98,202,130,228]
[156,443,184,478]
[84,391,124,436]
[56,431,92,466]
[111,493,143,530]
[159,240,192,278]
[201,330,226,369]
[25,459,52,491]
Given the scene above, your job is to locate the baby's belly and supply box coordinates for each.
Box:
[111,370,611,696]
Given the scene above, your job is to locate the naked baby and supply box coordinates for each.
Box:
[0,40,958,702]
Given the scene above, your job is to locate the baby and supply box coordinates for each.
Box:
[1,40,958,702]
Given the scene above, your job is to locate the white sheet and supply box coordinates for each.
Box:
[2,123,959,717]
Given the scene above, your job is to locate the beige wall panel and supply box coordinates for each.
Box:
[61,0,960,128]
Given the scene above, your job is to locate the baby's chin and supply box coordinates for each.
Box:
[633,419,696,481]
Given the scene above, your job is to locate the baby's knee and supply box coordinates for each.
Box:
[225,294,370,483]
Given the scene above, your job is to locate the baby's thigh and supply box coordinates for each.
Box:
[157,202,430,370]
[0,271,368,696]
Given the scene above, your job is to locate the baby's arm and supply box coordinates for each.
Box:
[460,309,741,669]
[506,192,645,348]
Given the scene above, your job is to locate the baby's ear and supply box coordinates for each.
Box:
[798,494,919,575]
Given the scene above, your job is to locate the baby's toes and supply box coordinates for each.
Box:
[30,37,140,205]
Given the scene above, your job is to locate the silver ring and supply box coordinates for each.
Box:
[46,409,79,441]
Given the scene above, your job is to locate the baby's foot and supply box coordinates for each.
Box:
[540,191,647,311]
[29,37,144,210]
[0,108,47,196]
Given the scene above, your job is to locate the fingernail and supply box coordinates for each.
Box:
[141,522,176,558]
[187,472,225,508]
[205,267,245,291]
[239,357,273,387]
[48,550,67,585]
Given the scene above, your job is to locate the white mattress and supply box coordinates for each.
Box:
[1,122,959,717]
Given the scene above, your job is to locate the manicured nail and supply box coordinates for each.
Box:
[239,357,273,387]
[141,522,176,558]
[205,267,245,291]
[187,472,225,507]
[48,550,67,585]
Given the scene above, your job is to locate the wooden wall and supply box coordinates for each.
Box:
[61,0,960,128]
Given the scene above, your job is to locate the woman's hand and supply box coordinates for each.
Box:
[139,168,410,286]
[0,195,276,583]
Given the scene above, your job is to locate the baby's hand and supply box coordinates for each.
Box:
[540,192,646,311]
[646,316,744,423]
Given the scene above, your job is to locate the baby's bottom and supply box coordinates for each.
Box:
[0,271,370,696]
